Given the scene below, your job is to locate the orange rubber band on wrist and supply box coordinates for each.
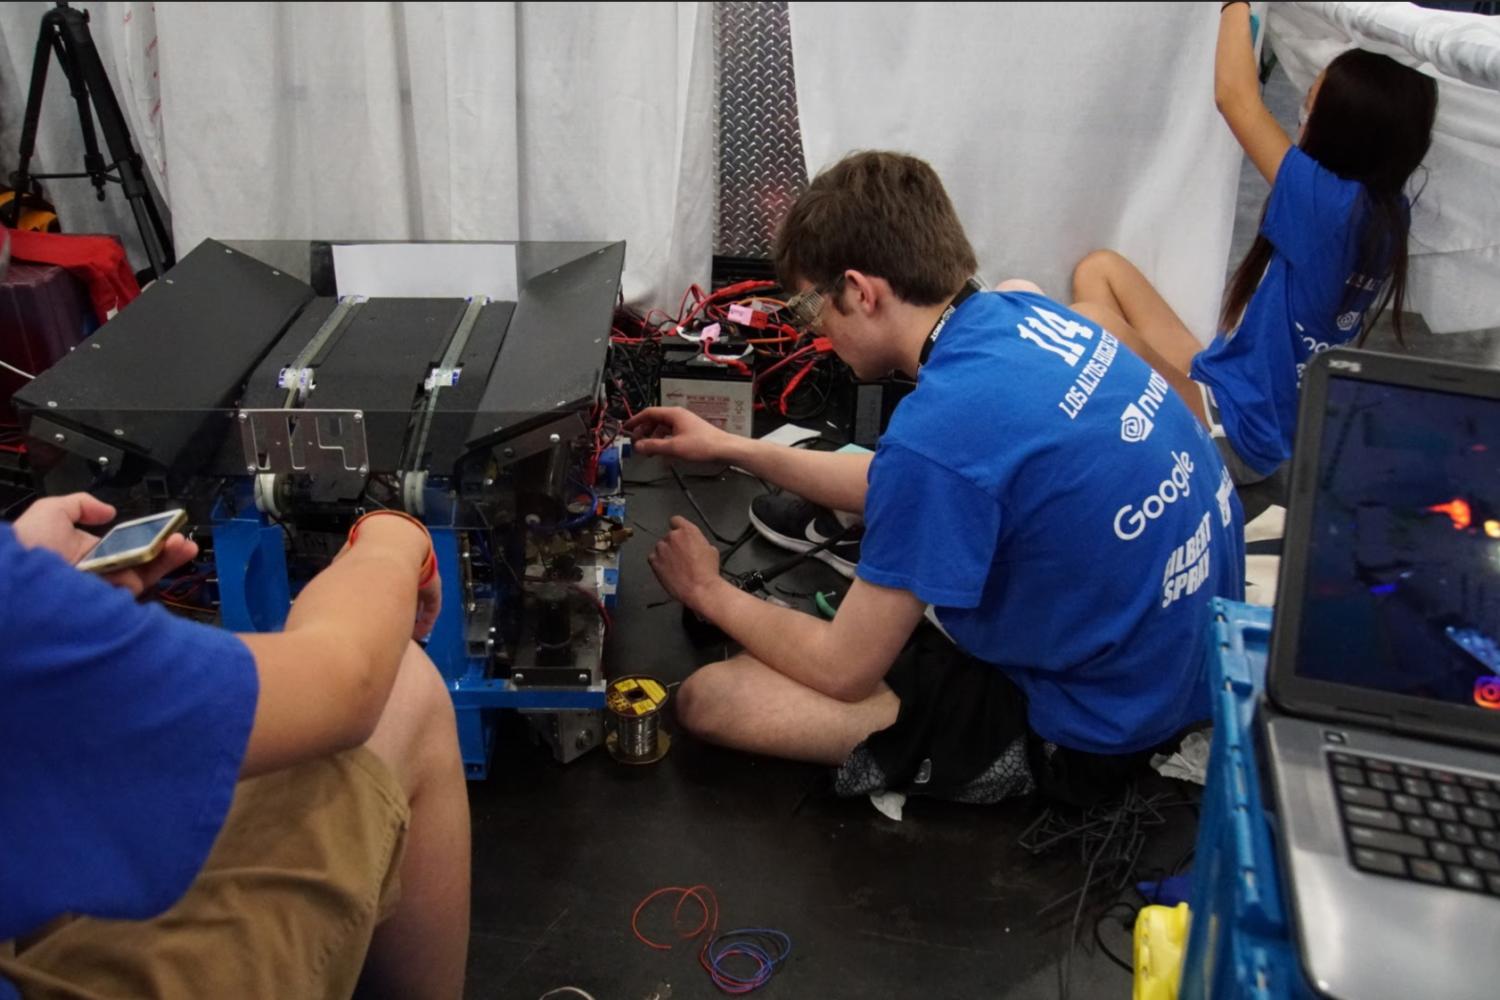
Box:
[348,510,436,586]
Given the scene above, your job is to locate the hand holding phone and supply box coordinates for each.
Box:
[76,510,190,574]
[12,494,198,596]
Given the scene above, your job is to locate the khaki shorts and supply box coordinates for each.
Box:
[0,748,409,1000]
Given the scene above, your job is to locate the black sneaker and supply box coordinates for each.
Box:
[748,493,862,579]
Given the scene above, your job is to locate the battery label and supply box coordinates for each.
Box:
[660,376,753,437]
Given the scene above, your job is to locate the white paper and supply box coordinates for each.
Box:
[331,243,519,300]
[757,423,821,448]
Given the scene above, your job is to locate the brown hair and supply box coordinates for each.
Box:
[773,151,977,306]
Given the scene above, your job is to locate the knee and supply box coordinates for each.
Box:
[994,278,1044,295]
[365,644,461,796]
[673,661,739,743]
[1071,249,1124,294]
[398,645,460,757]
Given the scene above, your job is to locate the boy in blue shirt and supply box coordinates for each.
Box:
[627,151,1245,806]
[1,494,470,999]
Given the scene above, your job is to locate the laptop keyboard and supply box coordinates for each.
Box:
[1330,751,1500,898]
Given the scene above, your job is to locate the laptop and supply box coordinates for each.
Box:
[1263,349,1500,1000]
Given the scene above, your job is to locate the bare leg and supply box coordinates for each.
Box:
[675,652,900,766]
[360,644,470,1000]
[1072,300,1210,428]
[1071,250,1205,378]
[994,278,1045,295]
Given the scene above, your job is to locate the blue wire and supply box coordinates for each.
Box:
[559,484,599,532]
[705,928,791,993]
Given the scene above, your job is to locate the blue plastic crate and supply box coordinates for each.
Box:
[1180,599,1316,1000]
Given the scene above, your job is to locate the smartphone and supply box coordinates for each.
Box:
[76,509,189,574]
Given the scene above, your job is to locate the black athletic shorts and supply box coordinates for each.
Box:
[835,625,1165,807]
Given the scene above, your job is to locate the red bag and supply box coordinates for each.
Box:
[5,228,141,323]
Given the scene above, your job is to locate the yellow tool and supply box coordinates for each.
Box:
[1133,902,1190,1000]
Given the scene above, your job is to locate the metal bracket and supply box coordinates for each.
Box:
[237,407,369,501]
[282,295,364,409]
[404,296,487,473]
[29,415,126,471]
[276,366,316,404]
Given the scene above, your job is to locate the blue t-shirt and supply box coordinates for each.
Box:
[859,291,1245,755]
[1192,146,1388,475]
[0,524,258,951]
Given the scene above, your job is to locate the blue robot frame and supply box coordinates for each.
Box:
[212,471,624,780]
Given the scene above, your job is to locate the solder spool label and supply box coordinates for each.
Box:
[607,677,667,716]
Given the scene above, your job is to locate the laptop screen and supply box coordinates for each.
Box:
[1295,375,1500,714]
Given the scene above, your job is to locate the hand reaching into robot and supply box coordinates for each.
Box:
[625,406,736,464]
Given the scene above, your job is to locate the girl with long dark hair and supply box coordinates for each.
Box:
[1071,2,1437,490]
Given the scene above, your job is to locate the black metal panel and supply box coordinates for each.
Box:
[468,243,623,456]
[308,298,469,470]
[421,301,517,473]
[14,239,314,470]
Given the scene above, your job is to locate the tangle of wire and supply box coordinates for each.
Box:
[608,280,840,422]
[1016,783,1198,1000]
[631,884,791,995]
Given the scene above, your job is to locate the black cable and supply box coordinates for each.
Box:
[1092,902,1138,975]
[263,508,295,544]
[1060,797,1127,1000]
[732,520,856,593]
[670,466,743,545]
[1015,784,1201,996]
[624,466,736,488]
[718,524,757,567]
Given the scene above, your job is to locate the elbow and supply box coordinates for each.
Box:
[1214,86,1254,122]
[826,664,886,704]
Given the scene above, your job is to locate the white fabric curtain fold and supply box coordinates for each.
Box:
[0,0,712,302]
[788,1,1245,341]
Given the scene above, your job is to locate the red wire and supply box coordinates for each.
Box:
[676,285,704,324]
[700,339,753,377]
[632,885,782,995]
[632,885,717,951]
[611,377,636,419]
[643,307,679,332]
[778,357,821,416]
[681,280,776,328]
[753,343,818,385]
[572,584,613,635]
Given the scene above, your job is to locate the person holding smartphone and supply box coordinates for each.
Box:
[0,493,470,1000]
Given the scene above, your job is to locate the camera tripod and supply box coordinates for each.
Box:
[5,2,175,280]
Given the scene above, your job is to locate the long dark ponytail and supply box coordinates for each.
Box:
[1220,50,1438,344]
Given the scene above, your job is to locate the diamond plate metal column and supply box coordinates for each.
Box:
[715,1,809,260]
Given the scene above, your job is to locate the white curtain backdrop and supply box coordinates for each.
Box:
[0,1,713,303]
[788,1,1245,342]
[1268,2,1500,335]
